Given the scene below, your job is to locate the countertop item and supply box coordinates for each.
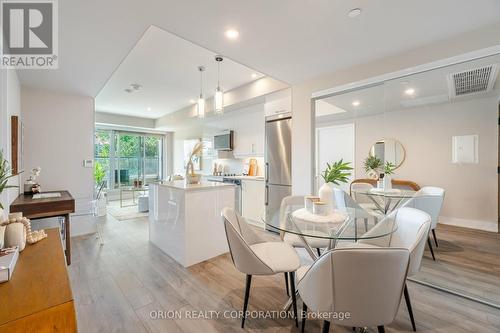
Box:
[0,228,77,332]
[156,180,235,190]
[205,175,265,181]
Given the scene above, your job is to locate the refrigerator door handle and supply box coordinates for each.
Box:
[265,162,269,182]
[265,185,269,206]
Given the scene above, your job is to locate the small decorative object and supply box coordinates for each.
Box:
[0,225,5,248]
[0,150,18,218]
[363,156,383,180]
[0,245,19,282]
[186,141,203,184]
[4,223,26,251]
[319,159,353,210]
[31,183,41,194]
[304,196,320,213]
[313,201,329,216]
[133,179,139,188]
[1,212,47,251]
[24,166,41,194]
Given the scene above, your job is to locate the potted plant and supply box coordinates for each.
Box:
[363,156,383,180]
[94,161,107,216]
[0,150,18,220]
[319,159,353,210]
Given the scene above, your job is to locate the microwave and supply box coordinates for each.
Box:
[214,131,234,150]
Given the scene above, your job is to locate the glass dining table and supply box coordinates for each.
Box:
[261,204,399,310]
[352,188,416,214]
[262,204,399,261]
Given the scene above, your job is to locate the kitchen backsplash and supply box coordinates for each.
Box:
[202,156,264,176]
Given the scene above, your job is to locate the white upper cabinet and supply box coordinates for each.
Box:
[264,88,291,117]
[204,103,265,158]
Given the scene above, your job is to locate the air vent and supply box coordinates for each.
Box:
[447,65,498,99]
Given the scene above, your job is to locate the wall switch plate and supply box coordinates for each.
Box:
[83,159,93,168]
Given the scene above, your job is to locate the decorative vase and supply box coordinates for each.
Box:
[4,222,26,251]
[383,175,392,191]
[319,182,335,211]
[0,225,5,248]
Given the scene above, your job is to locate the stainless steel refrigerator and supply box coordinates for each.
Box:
[265,115,292,231]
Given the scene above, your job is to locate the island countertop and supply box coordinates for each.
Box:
[152,180,235,191]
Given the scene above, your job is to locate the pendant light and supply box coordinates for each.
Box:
[214,55,224,115]
[197,66,205,118]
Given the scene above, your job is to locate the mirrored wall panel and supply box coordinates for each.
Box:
[313,53,500,306]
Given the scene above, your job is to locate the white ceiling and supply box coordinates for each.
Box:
[318,54,500,121]
[95,26,263,118]
[17,0,500,99]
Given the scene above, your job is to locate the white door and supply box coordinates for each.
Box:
[315,123,355,193]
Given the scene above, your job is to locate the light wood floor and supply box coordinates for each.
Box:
[415,224,500,304]
[68,214,500,333]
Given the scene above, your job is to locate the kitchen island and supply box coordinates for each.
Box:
[149,180,235,267]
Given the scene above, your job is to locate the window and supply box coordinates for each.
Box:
[94,129,163,189]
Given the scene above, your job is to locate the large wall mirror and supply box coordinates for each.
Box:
[313,52,500,308]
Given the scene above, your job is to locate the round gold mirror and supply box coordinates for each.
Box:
[369,139,406,169]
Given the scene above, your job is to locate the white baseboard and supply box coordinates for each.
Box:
[439,216,498,233]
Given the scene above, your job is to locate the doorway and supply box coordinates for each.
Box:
[315,123,355,193]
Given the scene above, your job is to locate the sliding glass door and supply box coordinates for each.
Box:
[94,129,163,189]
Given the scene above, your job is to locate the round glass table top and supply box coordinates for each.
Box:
[261,205,397,241]
[352,188,415,199]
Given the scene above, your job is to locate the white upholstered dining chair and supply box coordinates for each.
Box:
[222,207,301,328]
[347,207,431,331]
[401,186,445,261]
[298,247,410,333]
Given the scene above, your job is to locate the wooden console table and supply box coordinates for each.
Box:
[10,191,75,265]
[0,228,77,332]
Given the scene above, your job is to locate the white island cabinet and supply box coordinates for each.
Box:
[149,181,235,267]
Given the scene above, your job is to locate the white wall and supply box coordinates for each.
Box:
[317,97,498,230]
[22,87,95,236]
[95,111,156,129]
[290,24,500,196]
[0,69,21,215]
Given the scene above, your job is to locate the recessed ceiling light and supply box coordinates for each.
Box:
[225,29,239,40]
[251,73,258,78]
[352,100,360,107]
[348,8,362,18]
[405,88,415,96]
[147,107,151,111]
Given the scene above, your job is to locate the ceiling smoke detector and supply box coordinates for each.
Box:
[348,8,362,18]
[447,65,498,99]
[124,83,142,93]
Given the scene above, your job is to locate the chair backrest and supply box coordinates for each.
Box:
[350,179,420,193]
[298,248,410,327]
[279,196,305,240]
[333,188,369,210]
[350,182,374,204]
[403,186,444,229]
[221,207,272,275]
[360,207,430,276]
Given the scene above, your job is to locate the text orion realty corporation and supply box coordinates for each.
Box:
[1,0,58,69]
